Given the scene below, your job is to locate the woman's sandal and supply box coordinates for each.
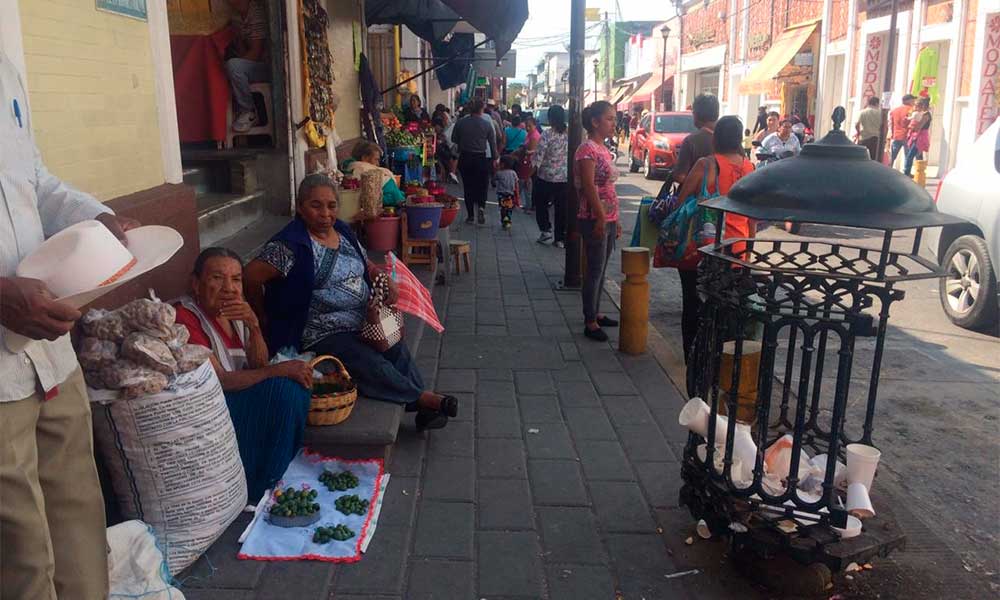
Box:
[438,395,459,418]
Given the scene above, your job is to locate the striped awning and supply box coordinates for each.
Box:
[739,21,818,95]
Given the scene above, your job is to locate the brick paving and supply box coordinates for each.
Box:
[178,210,760,600]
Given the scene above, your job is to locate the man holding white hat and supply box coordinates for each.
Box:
[0,48,139,599]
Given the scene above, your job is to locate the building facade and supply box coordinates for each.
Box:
[677,0,993,174]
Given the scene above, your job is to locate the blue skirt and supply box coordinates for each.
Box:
[310,333,424,406]
[225,377,311,501]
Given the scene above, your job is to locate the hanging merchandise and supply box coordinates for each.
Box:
[910,45,940,107]
[300,0,339,148]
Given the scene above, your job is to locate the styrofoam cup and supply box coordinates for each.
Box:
[678,398,729,444]
[731,425,757,483]
[833,514,863,538]
[845,444,881,490]
[846,482,875,519]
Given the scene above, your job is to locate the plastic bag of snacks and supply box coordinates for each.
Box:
[77,337,120,372]
[80,309,128,343]
[172,344,213,373]
[164,324,190,350]
[118,298,176,339]
[121,333,177,375]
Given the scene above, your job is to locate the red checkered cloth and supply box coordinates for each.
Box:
[385,252,444,333]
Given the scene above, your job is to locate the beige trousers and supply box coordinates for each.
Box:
[0,368,108,600]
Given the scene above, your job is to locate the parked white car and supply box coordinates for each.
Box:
[932,118,1000,330]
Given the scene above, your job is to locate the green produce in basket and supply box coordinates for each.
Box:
[334,494,370,516]
[269,487,320,517]
[313,524,355,543]
[319,469,359,492]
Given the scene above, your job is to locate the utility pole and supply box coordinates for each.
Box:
[673,0,684,112]
[604,11,612,100]
[563,0,585,289]
[876,0,899,163]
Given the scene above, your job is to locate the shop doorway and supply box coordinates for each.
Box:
[913,40,949,175]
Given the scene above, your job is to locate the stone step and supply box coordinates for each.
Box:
[218,215,288,260]
[197,191,267,249]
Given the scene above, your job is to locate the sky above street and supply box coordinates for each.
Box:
[512,0,676,80]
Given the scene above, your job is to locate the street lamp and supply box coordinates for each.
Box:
[592,58,599,103]
[660,25,671,112]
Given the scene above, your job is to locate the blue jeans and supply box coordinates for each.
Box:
[903,143,924,176]
[519,177,533,209]
[310,334,425,406]
[225,376,311,500]
[225,57,270,113]
[890,139,906,166]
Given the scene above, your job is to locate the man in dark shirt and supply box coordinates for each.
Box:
[672,94,719,186]
[452,99,498,224]
[753,106,768,134]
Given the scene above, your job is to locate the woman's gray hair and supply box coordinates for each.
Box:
[296,173,338,205]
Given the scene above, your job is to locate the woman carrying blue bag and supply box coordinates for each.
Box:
[652,116,755,363]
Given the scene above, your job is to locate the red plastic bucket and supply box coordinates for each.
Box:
[365,216,400,252]
[438,205,460,229]
[405,203,443,240]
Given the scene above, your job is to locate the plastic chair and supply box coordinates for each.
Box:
[224,82,274,149]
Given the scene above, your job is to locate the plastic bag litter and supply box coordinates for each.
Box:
[121,333,177,375]
[77,337,119,372]
[118,298,176,339]
[80,309,128,343]
[172,344,213,374]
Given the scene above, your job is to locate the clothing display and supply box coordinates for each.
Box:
[910,46,940,107]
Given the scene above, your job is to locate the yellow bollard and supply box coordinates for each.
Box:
[619,247,650,354]
[914,159,928,187]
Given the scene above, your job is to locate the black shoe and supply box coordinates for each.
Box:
[439,395,459,418]
[597,316,619,327]
[583,327,608,342]
[465,216,475,224]
[416,411,449,431]
[477,212,486,225]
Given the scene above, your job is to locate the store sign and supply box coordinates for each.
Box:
[861,32,888,102]
[977,13,1000,136]
[96,0,147,21]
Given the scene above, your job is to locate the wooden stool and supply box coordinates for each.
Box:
[400,212,437,270]
[449,240,472,275]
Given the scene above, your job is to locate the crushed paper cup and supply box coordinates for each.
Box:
[811,453,848,490]
[833,514,863,538]
[846,482,875,519]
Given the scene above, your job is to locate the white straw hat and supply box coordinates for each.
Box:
[5,220,183,353]
[16,220,183,308]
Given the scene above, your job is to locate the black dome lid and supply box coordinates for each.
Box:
[702,108,966,230]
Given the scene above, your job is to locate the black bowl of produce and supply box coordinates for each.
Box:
[267,487,322,528]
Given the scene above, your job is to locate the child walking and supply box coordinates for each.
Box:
[495,155,519,230]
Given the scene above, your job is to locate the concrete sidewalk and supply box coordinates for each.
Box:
[178,209,761,600]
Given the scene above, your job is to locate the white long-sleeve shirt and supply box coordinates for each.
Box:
[0,49,112,401]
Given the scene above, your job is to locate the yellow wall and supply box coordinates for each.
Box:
[327,0,361,142]
[19,0,164,201]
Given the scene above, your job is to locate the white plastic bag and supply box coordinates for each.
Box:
[91,361,247,574]
[107,520,185,600]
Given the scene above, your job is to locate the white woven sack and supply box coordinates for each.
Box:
[91,361,247,574]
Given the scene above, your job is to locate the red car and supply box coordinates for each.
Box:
[628,112,697,180]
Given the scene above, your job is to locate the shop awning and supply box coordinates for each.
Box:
[614,72,652,107]
[365,0,528,59]
[738,21,818,95]
[629,74,671,105]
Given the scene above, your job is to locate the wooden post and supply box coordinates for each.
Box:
[619,247,650,354]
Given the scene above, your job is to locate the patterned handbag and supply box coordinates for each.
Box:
[359,271,404,352]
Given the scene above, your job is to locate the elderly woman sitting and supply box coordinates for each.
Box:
[244,174,458,431]
[345,141,405,208]
[173,247,313,501]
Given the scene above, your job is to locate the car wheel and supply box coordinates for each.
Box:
[628,147,640,173]
[643,152,655,180]
[939,235,998,330]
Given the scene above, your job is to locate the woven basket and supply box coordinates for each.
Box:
[307,355,357,426]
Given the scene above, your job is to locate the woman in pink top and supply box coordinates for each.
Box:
[575,101,621,342]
